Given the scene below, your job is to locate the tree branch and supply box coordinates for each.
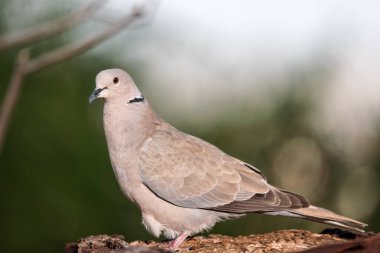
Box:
[23,8,142,75]
[0,0,105,51]
[0,6,144,153]
[0,50,29,152]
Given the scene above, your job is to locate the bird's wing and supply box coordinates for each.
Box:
[139,127,309,211]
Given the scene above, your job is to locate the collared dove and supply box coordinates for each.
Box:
[89,68,367,250]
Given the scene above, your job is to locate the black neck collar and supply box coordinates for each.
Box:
[128,95,145,104]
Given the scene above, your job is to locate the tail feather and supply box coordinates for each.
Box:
[287,205,367,233]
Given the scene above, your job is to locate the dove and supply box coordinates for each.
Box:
[89,68,367,250]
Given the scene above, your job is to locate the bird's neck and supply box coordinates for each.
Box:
[103,99,160,155]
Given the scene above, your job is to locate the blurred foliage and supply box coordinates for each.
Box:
[0,2,379,253]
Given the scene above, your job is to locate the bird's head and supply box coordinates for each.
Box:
[89,68,143,104]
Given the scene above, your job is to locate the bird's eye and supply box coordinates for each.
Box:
[113,77,119,84]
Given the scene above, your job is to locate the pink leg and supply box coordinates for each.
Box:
[168,232,188,251]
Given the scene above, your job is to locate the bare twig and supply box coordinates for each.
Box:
[24,8,142,75]
[0,50,29,152]
[0,0,105,51]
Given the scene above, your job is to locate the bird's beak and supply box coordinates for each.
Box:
[89,87,106,104]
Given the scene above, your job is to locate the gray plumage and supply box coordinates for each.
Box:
[89,68,366,249]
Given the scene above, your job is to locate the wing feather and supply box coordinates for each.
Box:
[139,127,269,209]
[139,126,309,212]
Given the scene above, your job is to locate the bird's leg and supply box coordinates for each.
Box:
[168,232,188,251]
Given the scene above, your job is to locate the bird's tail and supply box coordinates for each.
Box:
[266,205,367,233]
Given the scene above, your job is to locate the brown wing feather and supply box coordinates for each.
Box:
[139,124,309,213]
[139,126,269,209]
[211,187,310,213]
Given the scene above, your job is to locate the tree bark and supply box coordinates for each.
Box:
[65,229,378,253]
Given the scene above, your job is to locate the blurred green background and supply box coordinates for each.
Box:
[1,1,379,252]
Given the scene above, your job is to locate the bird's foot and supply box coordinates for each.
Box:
[168,232,188,251]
